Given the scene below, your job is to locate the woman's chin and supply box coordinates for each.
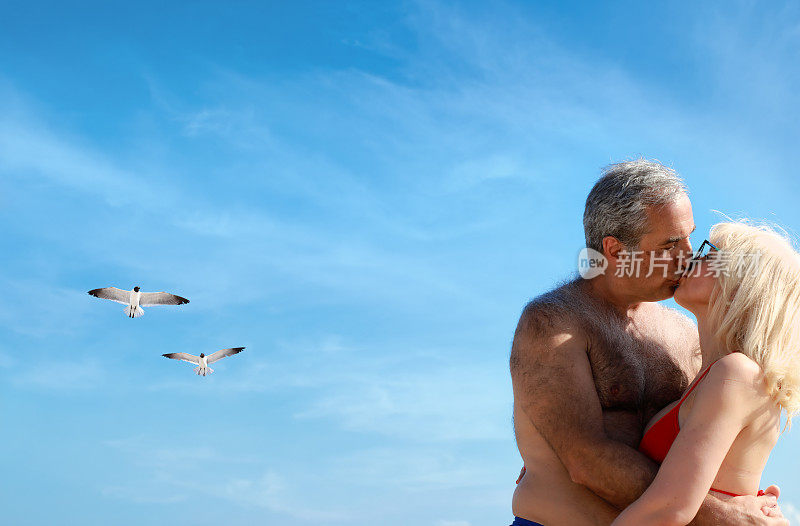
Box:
[673,291,701,317]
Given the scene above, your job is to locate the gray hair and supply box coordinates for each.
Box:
[583,159,688,252]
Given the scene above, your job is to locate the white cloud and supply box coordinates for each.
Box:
[290,349,511,442]
[445,153,530,192]
[12,358,105,391]
[782,501,800,524]
[101,434,352,522]
[0,348,14,368]
[100,485,188,505]
[0,113,170,211]
[0,278,95,337]
[331,446,499,492]
[0,85,491,319]
[146,337,512,444]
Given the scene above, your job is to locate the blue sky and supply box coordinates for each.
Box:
[1,1,800,525]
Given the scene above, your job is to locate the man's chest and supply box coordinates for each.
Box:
[587,326,694,443]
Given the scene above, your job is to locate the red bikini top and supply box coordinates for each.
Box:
[638,362,715,464]
[638,360,757,498]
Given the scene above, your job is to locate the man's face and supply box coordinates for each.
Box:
[620,193,695,302]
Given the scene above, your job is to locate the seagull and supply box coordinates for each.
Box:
[162,347,245,376]
[88,286,189,318]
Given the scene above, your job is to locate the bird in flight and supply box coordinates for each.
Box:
[162,347,245,376]
[88,286,189,318]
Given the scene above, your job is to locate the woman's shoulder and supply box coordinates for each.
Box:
[706,353,782,438]
[713,352,761,376]
[707,352,767,397]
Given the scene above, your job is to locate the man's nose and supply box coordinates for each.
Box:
[675,239,694,273]
[674,238,692,258]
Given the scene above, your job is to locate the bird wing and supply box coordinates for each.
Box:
[162,352,200,364]
[88,287,131,305]
[139,292,190,306]
[206,347,245,364]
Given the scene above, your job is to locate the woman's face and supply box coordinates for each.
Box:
[674,250,718,314]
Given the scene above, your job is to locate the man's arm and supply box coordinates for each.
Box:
[510,304,658,508]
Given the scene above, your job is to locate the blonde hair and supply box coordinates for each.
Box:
[707,220,800,424]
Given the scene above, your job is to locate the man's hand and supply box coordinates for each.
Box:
[760,485,784,519]
[759,485,786,523]
[718,488,788,526]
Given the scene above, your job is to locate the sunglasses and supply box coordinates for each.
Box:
[683,239,718,275]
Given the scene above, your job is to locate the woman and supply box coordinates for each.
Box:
[613,221,800,525]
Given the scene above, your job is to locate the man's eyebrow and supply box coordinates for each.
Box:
[661,225,697,245]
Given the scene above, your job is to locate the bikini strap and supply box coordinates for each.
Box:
[679,360,718,404]
[710,487,743,497]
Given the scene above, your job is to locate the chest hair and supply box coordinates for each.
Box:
[584,307,693,444]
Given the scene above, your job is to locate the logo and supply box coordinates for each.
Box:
[578,248,608,279]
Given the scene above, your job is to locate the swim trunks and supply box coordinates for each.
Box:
[510,517,544,526]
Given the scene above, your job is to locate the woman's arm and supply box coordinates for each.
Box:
[611,355,759,526]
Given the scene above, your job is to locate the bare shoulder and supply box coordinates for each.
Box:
[655,303,698,336]
[710,352,763,387]
[510,283,588,371]
[513,297,582,343]
[649,304,701,370]
[692,353,775,426]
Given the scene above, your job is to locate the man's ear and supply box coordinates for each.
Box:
[602,236,623,262]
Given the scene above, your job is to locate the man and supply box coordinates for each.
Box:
[509,160,786,525]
